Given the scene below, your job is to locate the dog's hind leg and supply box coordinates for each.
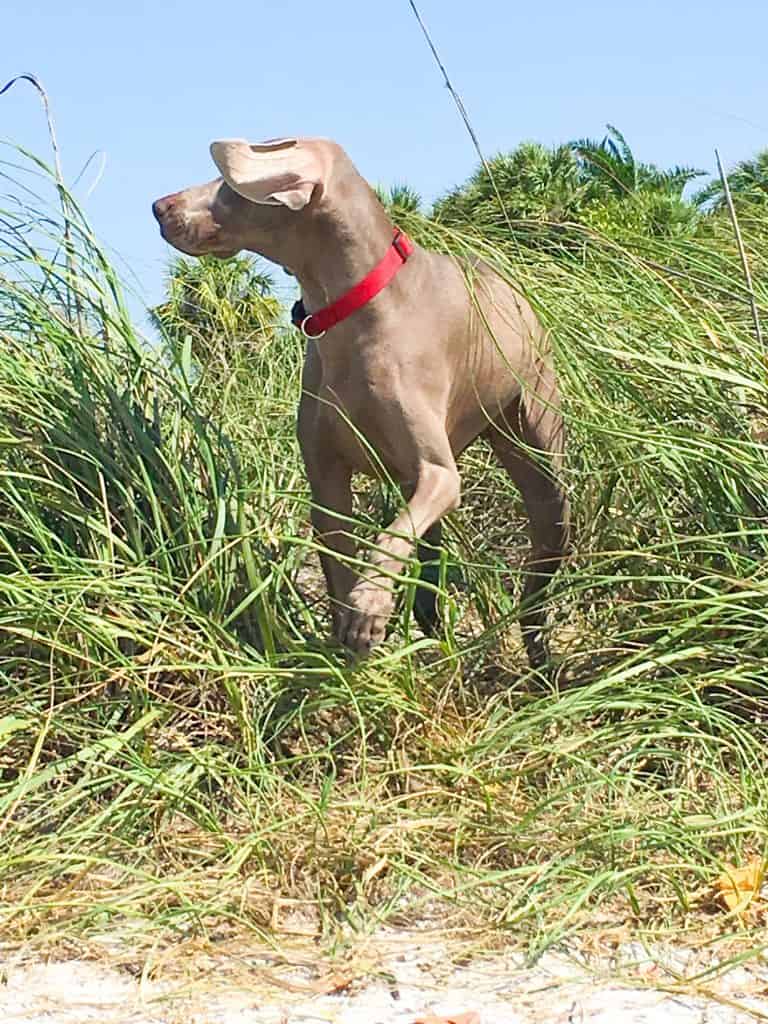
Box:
[396,477,444,634]
[413,520,443,634]
[488,370,570,669]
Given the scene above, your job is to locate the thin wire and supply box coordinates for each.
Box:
[407,1,515,235]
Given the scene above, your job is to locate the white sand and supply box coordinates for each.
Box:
[2,932,766,1023]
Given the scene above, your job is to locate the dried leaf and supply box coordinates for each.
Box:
[311,971,356,995]
[713,855,766,917]
[413,1013,481,1024]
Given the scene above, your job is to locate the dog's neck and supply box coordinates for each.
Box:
[291,187,397,315]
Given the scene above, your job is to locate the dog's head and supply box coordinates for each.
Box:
[152,137,334,261]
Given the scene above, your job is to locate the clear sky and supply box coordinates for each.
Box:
[2,0,766,316]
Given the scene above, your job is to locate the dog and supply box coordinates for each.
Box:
[153,136,570,667]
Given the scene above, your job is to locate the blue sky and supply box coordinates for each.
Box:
[2,0,766,317]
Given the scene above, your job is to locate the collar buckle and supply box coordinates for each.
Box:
[299,315,326,340]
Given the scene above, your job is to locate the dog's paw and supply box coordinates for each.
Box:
[336,580,394,654]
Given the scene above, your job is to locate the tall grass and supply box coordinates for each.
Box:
[0,142,767,963]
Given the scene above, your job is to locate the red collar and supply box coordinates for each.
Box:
[292,229,415,339]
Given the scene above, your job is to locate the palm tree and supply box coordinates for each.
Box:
[152,254,281,373]
[568,125,704,237]
[571,125,704,199]
[376,183,424,216]
[381,130,703,247]
[694,150,768,211]
[433,142,588,231]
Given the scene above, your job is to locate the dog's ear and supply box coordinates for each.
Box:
[210,138,322,211]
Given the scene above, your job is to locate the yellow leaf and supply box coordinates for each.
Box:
[713,856,765,916]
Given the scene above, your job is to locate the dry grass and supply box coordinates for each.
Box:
[0,140,767,973]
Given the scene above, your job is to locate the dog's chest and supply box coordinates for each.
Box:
[304,363,416,478]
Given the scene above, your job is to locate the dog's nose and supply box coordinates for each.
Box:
[152,193,178,222]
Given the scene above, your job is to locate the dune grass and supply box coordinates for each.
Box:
[0,142,767,967]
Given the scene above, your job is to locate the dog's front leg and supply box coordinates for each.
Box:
[338,455,460,654]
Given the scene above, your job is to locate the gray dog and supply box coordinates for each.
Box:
[153,136,570,667]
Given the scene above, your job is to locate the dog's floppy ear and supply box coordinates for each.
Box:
[210,137,322,211]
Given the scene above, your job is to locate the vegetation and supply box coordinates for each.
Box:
[433,141,588,234]
[0,126,767,972]
[695,149,768,212]
[434,125,709,242]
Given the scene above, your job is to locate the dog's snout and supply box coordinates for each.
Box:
[152,193,179,222]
